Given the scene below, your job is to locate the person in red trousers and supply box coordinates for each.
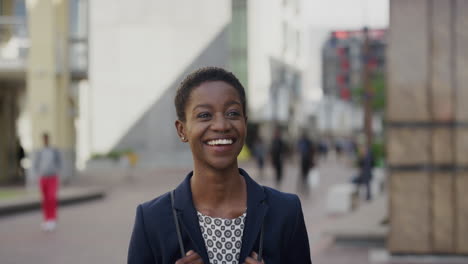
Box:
[34,133,61,232]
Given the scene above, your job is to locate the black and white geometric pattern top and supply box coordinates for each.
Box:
[197,211,246,264]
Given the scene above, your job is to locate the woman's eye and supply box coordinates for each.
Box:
[227,111,241,117]
[197,113,211,119]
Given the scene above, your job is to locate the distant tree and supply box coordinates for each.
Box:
[352,72,385,112]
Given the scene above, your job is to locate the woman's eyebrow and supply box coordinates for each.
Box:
[193,101,241,111]
[193,104,212,111]
[225,101,241,107]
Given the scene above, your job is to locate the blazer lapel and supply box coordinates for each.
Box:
[173,172,210,263]
[239,169,269,262]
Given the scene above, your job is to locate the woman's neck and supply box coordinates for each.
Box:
[191,165,247,218]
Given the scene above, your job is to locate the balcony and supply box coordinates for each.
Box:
[70,34,88,80]
[0,16,28,80]
[0,15,88,81]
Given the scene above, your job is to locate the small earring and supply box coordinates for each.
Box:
[181,136,186,141]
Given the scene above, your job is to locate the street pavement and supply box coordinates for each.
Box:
[0,167,188,264]
[0,154,413,264]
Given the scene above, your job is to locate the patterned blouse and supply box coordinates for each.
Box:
[197,211,247,264]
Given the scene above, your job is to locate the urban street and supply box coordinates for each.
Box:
[0,156,371,264]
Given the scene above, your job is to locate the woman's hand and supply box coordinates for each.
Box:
[243,252,265,264]
[175,250,203,264]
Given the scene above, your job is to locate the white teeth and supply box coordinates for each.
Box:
[207,139,233,146]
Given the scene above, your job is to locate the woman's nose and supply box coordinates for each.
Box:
[211,114,230,132]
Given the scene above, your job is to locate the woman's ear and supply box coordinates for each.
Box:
[175,120,187,142]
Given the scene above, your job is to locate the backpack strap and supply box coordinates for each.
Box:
[258,219,265,261]
[171,190,185,257]
[257,186,266,262]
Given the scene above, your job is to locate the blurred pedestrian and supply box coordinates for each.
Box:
[128,67,311,263]
[335,139,343,158]
[297,132,315,184]
[16,138,25,182]
[252,135,266,178]
[349,138,358,158]
[352,145,375,200]
[34,133,61,231]
[271,128,286,185]
[318,139,328,160]
[125,151,139,182]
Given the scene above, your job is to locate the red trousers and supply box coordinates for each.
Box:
[40,176,58,221]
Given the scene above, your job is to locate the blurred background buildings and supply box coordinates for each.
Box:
[2,0,369,178]
[320,29,385,137]
[0,0,87,184]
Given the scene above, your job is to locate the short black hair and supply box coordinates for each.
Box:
[174,67,247,121]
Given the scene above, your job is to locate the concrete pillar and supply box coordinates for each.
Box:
[0,86,18,184]
[26,0,75,183]
[454,0,468,254]
[0,0,15,185]
[388,0,468,254]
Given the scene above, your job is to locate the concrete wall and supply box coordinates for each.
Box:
[388,0,468,254]
[83,0,231,167]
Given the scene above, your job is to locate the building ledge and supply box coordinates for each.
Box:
[0,60,26,80]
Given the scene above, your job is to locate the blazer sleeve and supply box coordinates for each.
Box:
[286,196,312,263]
[128,204,156,264]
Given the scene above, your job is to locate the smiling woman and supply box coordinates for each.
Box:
[176,80,246,172]
[128,67,312,264]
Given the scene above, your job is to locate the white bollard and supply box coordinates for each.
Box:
[371,168,386,196]
[326,183,355,214]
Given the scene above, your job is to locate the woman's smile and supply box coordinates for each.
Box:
[205,138,235,146]
[204,137,237,153]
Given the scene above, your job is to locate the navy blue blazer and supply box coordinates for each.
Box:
[128,168,312,263]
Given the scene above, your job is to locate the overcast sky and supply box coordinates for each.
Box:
[304,0,389,30]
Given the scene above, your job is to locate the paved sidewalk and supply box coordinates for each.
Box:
[0,186,105,217]
[0,163,164,217]
[323,193,388,246]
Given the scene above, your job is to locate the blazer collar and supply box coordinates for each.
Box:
[172,168,269,263]
[239,168,269,261]
[173,171,209,262]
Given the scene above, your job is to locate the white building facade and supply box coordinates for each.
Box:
[247,0,311,141]
[79,0,232,168]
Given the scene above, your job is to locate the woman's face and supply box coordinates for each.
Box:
[176,81,247,171]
